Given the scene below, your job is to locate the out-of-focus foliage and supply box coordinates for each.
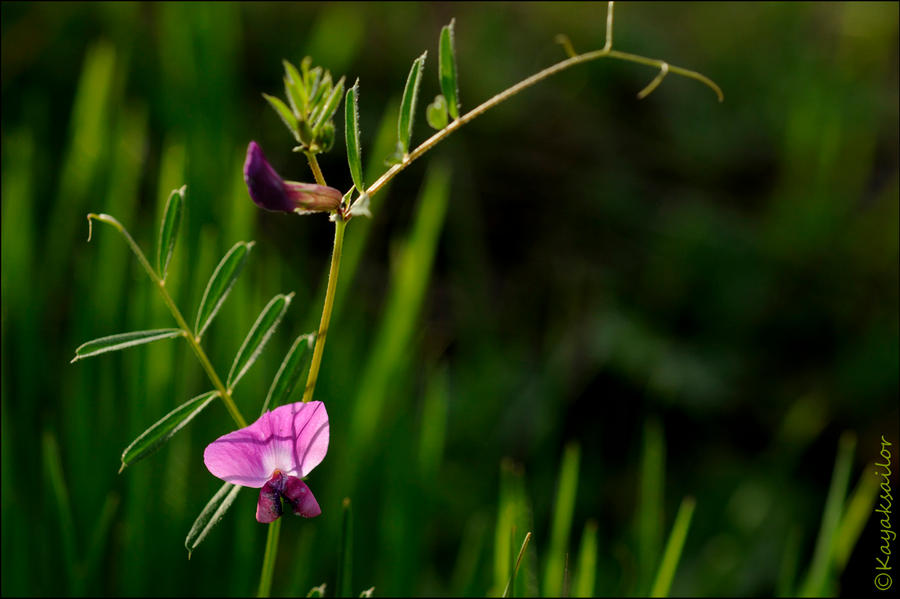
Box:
[1,2,897,596]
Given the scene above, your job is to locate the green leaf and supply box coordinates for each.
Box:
[260,333,314,415]
[71,328,184,362]
[306,66,323,101]
[312,76,346,134]
[194,241,254,338]
[185,481,243,558]
[398,51,427,155]
[119,390,219,473]
[345,79,364,193]
[156,185,185,280]
[310,71,332,117]
[227,292,294,390]
[426,95,449,130]
[283,59,307,115]
[284,77,302,119]
[263,93,300,141]
[439,19,460,120]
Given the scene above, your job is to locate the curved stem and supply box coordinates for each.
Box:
[87,214,247,428]
[302,217,346,403]
[256,517,282,597]
[364,45,722,200]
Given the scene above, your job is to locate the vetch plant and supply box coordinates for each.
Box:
[74,4,722,595]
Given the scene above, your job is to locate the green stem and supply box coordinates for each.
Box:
[299,152,347,404]
[364,34,721,201]
[87,213,248,428]
[302,217,346,403]
[256,517,282,597]
[305,151,327,186]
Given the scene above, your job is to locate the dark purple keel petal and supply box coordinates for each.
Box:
[256,474,285,523]
[254,471,321,522]
[244,141,342,214]
[282,476,321,518]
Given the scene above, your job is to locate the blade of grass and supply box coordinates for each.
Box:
[42,431,77,591]
[833,462,880,571]
[45,41,116,288]
[502,532,532,598]
[650,496,696,597]
[417,365,449,479]
[637,417,665,592]
[81,492,120,590]
[337,498,354,597]
[799,431,856,596]
[776,526,802,597]
[543,442,581,597]
[451,512,489,596]
[347,162,452,468]
[491,459,535,597]
[572,520,598,597]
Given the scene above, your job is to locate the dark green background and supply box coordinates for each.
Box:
[2,2,897,596]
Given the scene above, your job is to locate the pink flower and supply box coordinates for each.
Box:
[204,401,329,523]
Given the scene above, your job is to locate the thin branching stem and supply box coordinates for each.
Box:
[365,5,721,200]
[87,214,248,429]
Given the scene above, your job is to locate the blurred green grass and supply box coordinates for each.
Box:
[2,2,898,596]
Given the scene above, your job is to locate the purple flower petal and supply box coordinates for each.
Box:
[256,473,285,523]
[282,475,321,518]
[254,471,321,522]
[203,401,329,488]
[243,141,342,214]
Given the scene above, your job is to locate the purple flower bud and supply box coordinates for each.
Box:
[243,141,342,214]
